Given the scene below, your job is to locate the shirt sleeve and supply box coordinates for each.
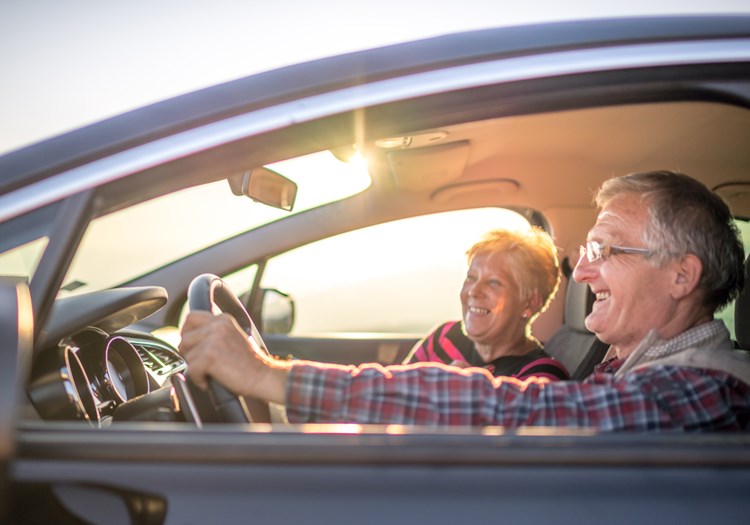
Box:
[284,360,748,430]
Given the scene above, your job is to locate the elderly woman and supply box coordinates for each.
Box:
[404,228,569,381]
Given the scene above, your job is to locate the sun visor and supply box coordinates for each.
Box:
[387,141,470,190]
[431,178,520,204]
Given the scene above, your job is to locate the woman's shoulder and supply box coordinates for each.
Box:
[515,347,570,381]
[423,320,467,341]
[405,320,471,365]
[486,347,569,380]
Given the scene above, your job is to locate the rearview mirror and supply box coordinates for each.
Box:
[228,167,297,211]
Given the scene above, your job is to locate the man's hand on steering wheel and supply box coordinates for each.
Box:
[179,311,273,397]
[178,274,289,424]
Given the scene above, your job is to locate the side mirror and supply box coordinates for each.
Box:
[227,167,297,211]
[257,288,295,334]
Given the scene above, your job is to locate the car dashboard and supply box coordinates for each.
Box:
[26,286,187,427]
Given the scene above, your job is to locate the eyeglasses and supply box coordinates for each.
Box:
[579,240,653,263]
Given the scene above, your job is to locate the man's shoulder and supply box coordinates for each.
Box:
[636,346,750,386]
[616,321,750,384]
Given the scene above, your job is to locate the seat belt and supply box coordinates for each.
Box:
[572,337,609,380]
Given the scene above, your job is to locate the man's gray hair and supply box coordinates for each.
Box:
[595,170,744,312]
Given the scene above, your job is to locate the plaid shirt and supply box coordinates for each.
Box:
[286,322,750,431]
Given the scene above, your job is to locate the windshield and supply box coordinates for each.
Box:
[59,150,371,296]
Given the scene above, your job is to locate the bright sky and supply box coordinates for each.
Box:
[2,0,750,156]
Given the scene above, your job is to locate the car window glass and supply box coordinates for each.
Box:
[0,237,48,279]
[0,202,60,281]
[259,208,531,335]
[60,150,371,298]
[715,218,750,341]
[223,264,260,299]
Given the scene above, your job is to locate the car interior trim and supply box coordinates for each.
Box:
[15,424,750,466]
[28,191,94,337]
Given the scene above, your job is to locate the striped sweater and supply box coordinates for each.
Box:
[405,321,569,381]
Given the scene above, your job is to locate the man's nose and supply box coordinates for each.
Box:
[572,250,595,283]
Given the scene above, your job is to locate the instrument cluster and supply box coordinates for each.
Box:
[28,327,186,426]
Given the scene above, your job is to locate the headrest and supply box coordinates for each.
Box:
[564,277,595,334]
[735,255,750,349]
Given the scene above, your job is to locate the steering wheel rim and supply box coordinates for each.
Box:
[187,273,272,424]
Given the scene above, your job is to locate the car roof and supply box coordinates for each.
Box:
[3,14,750,332]
[2,15,750,194]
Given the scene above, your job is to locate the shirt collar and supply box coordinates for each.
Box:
[642,319,728,360]
[592,320,729,376]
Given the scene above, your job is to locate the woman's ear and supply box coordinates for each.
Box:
[670,253,703,300]
[524,292,543,318]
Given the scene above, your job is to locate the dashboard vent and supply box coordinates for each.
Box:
[130,339,186,386]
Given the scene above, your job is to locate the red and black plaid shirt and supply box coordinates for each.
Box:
[285,324,750,431]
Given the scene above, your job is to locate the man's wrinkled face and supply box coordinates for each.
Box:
[460,251,527,345]
[573,194,677,357]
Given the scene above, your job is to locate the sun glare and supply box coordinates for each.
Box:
[267,150,371,209]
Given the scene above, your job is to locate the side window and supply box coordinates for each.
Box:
[715,218,750,340]
[259,208,530,336]
[222,264,259,300]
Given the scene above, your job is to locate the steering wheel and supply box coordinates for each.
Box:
[186,273,272,424]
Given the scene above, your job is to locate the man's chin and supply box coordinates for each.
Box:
[584,315,608,341]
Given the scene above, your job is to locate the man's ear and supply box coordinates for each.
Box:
[670,253,703,300]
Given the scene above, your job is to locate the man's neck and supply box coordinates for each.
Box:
[610,313,714,360]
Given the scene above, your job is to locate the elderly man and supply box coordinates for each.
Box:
[179,170,750,431]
